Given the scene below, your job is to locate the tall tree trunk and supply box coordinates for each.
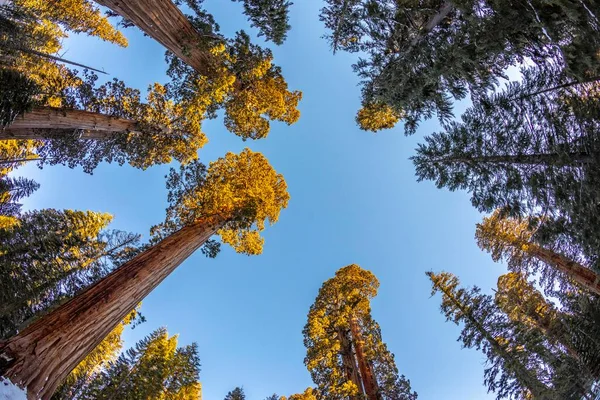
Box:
[94,0,214,76]
[409,2,454,47]
[526,244,600,295]
[337,327,363,399]
[349,316,380,400]
[435,152,596,166]
[0,216,225,400]
[2,107,138,140]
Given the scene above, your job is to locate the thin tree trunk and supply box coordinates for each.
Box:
[434,283,554,399]
[0,216,225,400]
[435,152,596,166]
[526,244,600,295]
[349,316,379,400]
[514,75,600,102]
[2,107,138,140]
[94,0,214,76]
[337,326,363,399]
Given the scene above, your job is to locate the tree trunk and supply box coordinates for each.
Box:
[527,244,600,295]
[436,152,596,166]
[337,327,363,399]
[94,0,214,76]
[434,283,554,399]
[349,316,379,400]
[409,2,454,47]
[2,107,138,140]
[0,216,225,400]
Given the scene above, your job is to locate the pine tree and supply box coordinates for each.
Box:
[0,209,141,338]
[0,148,289,399]
[303,264,417,400]
[412,67,600,262]
[495,273,598,398]
[285,388,318,400]
[319,0,600,133]
[73,327,201,399]
[476,210,600,295]
[225,387,246,400]
[232,0,292,45]
[95,0,301,140]
[427,271,556,399]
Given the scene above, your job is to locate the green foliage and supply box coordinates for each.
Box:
[75,327,201,399]
[427,271,556,399]
[0,69,39,127]
[320,0,600,133]
[233,0,292,45]
[303,264,417,400]
[0,209,141,338]
[413,67,600,267]
[156,148,289,256]
[225,387,246,400]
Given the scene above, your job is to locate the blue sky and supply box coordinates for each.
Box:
[21,0,510,398]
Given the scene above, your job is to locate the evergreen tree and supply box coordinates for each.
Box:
[0,209,141,338]
[3,69,212,173]
[412,67,600,262]
[427,271,556,399]
[303,264,417,400]
[285,388,318,400]
[475,210,600,294]
[74,327,201,399]
[495,273,598,398]
[320,0,600,133]
[233,0,292,45]
[225,387,246,400]
[96,0,301,140]
[0,148,289,399]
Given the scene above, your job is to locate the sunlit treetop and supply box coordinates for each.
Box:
[158,148,290,255]
[281,387,318,400]
[167,31,302,141]
[13,0,127,47]
[356,102,402,132]
[495,272,555,331]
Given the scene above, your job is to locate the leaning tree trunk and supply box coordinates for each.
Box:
[435,284,554,399]
[526,243,600,295]
[0,215,225,400]
[1,107,138,140]
[94,0,214,76]
[349,316,379,400]
[337,326,363,399]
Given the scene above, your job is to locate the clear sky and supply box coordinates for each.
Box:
[21,1,510,399]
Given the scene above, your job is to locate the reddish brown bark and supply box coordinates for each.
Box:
[528,245,600,295]
[2,107,138,140]
[94,0,214,76]
[0,216,225,400]
[337,327,363,399]
[349,316,379,400]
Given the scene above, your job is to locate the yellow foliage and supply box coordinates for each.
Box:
[0,139,39,176]
[14,0,127,46]
[286,388,318,400]
[0,216,19,230]
[174,148,289,255]
[356,102,401,132]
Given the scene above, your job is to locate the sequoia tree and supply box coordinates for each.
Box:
[320,0,600,133]
[0,148,289,399]
[476,210,600,295]
[303,264,417,400]
[96,0,301,140]
[427,271,556,399]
